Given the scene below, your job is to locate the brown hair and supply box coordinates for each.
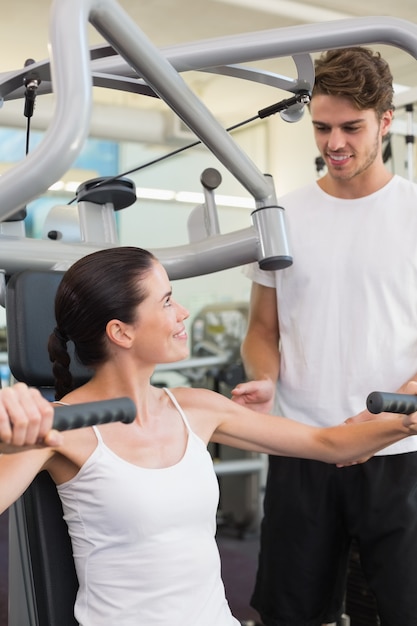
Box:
[312,47,394,118]
[48,246,156,399]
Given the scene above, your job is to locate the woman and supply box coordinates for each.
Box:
[0,246,416,626]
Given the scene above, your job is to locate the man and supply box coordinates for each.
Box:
[232,47,417,626]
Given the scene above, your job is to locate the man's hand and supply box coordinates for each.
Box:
[401,381,417,434]
[231,378,276,414]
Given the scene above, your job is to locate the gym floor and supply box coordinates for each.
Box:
[216,525,262,625]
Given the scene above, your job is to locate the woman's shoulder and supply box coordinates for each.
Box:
[165,386,234,442]
[167,385,223,402]
[46,425,99,483]
[166,386,233,416]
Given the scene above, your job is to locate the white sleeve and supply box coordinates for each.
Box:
[241,262,276,288]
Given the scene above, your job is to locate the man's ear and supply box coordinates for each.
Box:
[105,319,134,348]
[381,109,393,137]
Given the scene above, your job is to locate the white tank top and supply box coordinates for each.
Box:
[57,388,239,626]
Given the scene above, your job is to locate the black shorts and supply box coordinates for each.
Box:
[251,452,417,626]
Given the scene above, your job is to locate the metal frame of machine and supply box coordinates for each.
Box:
[1,1,417,283]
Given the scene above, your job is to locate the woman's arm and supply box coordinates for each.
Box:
[0,446,55,514]
[0,383,63,514]
[198,385,417,465]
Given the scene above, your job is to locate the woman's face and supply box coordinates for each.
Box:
[131,261,190,365]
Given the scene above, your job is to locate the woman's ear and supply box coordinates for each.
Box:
[105,319,134,348]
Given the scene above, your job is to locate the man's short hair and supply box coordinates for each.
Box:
[313,47,394,117]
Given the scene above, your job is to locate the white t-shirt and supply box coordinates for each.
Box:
[245,175,417,455]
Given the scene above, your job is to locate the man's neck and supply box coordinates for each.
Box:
[317,169,393,199]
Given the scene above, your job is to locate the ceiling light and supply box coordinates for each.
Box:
[136,187,176,201]
[212,0,351,22]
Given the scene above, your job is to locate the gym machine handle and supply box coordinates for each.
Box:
[366,391,417,415]
[52,397,136,431]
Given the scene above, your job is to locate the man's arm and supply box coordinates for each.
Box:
[232,282,280,413]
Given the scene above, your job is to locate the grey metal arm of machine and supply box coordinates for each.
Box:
[1,2,417,279]
[4,15,417,103]
[0,0,277,221]
[0,0,294,278]
[0,47,314,105]
[0,210,289,278]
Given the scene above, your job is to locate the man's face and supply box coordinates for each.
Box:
[310,94,392,183]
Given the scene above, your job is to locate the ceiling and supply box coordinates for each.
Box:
[2,0,417,127]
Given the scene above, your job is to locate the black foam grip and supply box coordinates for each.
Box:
[366,391,417,415]
[52,397,136,431]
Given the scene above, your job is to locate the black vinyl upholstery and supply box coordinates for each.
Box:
[6,270,90,389]
[6,270,92,626]
[17,472,79,626]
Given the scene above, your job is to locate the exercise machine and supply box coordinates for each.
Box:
[1,2,417,624]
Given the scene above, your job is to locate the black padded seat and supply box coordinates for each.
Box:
[5,270,92,626]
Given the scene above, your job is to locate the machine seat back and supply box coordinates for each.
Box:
[6,270,92,626]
